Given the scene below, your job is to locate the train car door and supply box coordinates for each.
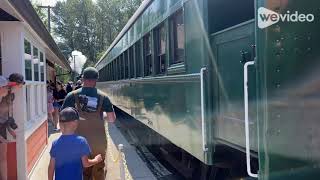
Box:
[210,17,258,172]
[256,0,320,179]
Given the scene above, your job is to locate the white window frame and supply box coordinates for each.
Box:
[23,38,48,139]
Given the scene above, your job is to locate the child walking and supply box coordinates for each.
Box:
[48,107,103,180]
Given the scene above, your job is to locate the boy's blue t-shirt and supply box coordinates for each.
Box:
[50,134,91,180]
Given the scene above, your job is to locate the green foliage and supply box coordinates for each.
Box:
[52,0,142,72]
[55,65,70,83]
[31,0,48,29]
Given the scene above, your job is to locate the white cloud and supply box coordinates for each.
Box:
[32,0,58,6]
[34,0,96,6]
[69,51,87,74]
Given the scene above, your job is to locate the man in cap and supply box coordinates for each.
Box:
[0,73,25,180]
[62,67,116,180]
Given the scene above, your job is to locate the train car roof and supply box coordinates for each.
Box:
[8,0,71,71]
[95,0,152,68]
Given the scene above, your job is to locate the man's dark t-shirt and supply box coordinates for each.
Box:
[61,87,114,113]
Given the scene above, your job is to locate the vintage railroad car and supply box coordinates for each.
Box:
[95,0,320,179]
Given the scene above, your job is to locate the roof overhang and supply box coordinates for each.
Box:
[4,0,71,71]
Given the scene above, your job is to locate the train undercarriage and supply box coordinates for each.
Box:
[115,107,258,180]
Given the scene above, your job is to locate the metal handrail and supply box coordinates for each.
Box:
[200,67,208,152]
[244,61,258,178]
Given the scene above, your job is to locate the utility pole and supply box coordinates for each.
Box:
[73,55,78,82]
[37,5,54,33]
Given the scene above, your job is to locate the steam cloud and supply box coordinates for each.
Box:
[69,50,87,74]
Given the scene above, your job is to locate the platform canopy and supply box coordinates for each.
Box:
[0,0,71,71]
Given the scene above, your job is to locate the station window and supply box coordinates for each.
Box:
[124,51,129,79]
[40,52,45,82]
[129,47,134,78]
[135,41,142,77]
[24,40,32,81]
[155,24,166,74]
[144,33,152,76]
[33,47,39,81]
[170,9,185,64]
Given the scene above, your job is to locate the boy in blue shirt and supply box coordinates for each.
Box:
[48,107,103,180]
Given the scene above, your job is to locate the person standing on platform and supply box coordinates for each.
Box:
[48,107,103,180]
[0,73,24,180]
[47,85,55,126]
[52,81,67,131]
[61,67,116,180]
[74,80,82,90]
[66,82,73,94]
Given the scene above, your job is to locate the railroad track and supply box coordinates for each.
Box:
[114,109,185,180]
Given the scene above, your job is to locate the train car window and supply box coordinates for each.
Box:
[111,59,116,81]
[129,47,134,78]
[114,60,117,80]
[110,64,112,81]
[170,9,185,64]
[24,39,32,81]
[108,65,110,81]
[101,67,104,81]
[33,46,40,81]
[135,41,142,77]
[121,54,125,79]
[155,24,166,75]
[107,65,109,81]
[143,33,152,76]
[124,51,129,79]
[209,0,254,33]
[118,57,121,80]
[103,66,105,81]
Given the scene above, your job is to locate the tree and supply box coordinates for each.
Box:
[51,0,142,71]
[31,0,48,28]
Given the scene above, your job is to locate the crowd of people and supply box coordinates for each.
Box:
[47,67,116,180]
[0,67,116,180]
[47,79,83,131]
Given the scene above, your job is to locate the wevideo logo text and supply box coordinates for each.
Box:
[258,7,315,29]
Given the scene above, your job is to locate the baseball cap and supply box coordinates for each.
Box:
[8,73,25,85]
[0,76,8,87]
[59,107,80,122]
[83,67,99,80]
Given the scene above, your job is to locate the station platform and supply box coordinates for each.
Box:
[29,122,157,180]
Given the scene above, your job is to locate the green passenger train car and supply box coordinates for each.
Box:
[95,0,320,179]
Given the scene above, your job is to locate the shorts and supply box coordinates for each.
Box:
[53,102,61,109]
